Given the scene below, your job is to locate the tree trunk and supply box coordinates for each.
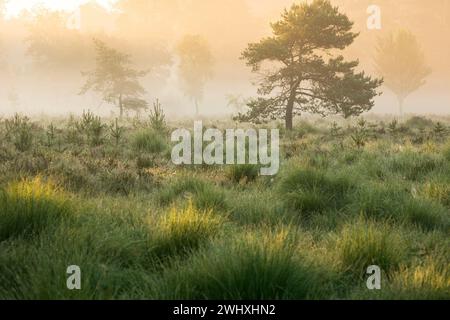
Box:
[285,93,295,131]
[398,96,404,120]
[195,99,199,117]
[119,95,124,118]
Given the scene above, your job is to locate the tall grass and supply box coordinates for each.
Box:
[156,175,226,211]
[0,177,72,241]
[150,228,331,299]
[335,219,406,277]
[150,201,224,259]
[278,166,354,216]
[131,129,167,154]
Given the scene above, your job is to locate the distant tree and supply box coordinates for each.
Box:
[25,9,88,71]
[80,39,148,117]
[374,29,431,118]
[176,35,214,116]
[238,0,382,130]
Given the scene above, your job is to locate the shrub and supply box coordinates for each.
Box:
[405,116,434,130]
[148,99,167,132]
[0,177,72,241]
[335,219,405,277]
[101,167,139,195]
[4,114,34,152]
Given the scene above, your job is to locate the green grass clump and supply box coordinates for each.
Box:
[350,183,448,230]
[131,129,167,154]
[157,176,226,211]
[420,181,450,207]
[335,219,406,277]
[388,152,444,180]
[442,142,450,161]
[226,164,259,183]
[384,258,450,299]
[279,167,354,216]
[151,229,329,299]
[228,191,287,226]
[354,257,450,300]
[402,199,449,231]
[151,202,224,259]
[0,177,72,241]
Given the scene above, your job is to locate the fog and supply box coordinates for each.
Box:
[0,0,449,118]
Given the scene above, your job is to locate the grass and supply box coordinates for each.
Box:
[0,114,448,300]
[150,201,224,259]
[335,218,406,277]
[131,129,168,154]
[156,175,226,211]
[148,228,332,299]
[278,166,354,217]
[0,177,72,241]
[226,164,260,183]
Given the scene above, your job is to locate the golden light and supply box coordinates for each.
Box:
[5,0,116,18]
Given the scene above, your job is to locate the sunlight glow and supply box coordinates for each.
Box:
[5,0,117,18]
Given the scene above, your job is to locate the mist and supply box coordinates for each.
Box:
[0,0,449,118]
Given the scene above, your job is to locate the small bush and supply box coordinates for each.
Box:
[405,116,434,130]
[335,219,405,277]
[0,177,72,241]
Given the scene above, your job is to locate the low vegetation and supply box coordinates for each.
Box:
[0,113,448,300]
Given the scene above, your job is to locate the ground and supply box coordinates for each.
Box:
[0,113,449,299]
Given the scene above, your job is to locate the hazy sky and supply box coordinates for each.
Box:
[0,0,449,117]
[4,0,117,17]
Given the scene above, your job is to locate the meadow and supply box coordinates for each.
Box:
[0,111,449,300]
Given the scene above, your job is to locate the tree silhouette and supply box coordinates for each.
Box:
[176,35,214,117]
[238,0,382,130]
[374,29,431,118]
[25,9,89,71]
[80,39,148,117]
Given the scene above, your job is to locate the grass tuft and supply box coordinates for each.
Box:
[0,177,72,241]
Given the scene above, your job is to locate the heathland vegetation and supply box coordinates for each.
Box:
[0,111,448,299]
[0,0,448,300]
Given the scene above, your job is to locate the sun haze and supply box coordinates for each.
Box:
[4,0,116,18]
